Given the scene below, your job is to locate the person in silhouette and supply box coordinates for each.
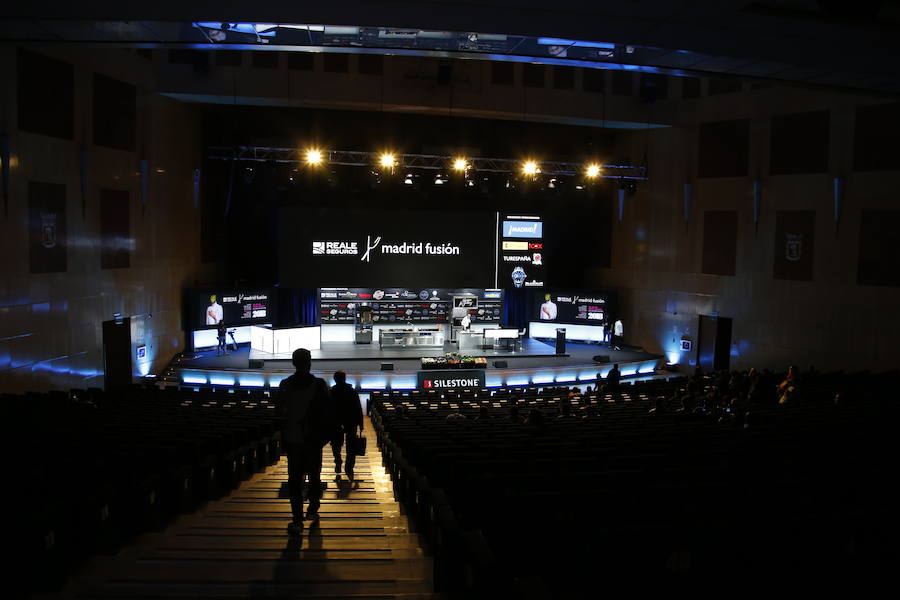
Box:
[278,348,333,536]
[216,320,227,356]
[602,364,622,397]
[329,371,364,481]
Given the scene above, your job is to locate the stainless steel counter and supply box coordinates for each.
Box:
[457,330,484,351]
[378,328,445,348]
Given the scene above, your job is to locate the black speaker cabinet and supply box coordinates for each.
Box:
[493,360,508,368]
[380,363,394,371]
[248,359,264,369]
[592,355,611,364]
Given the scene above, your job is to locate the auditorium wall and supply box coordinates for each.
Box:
[0,46,215,392]
[587,85,900,372]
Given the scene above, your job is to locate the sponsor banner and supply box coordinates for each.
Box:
[502,241,529,251]
[284,209,496,288]
[417,369,486,390]
[318,288,503,324]
[502,220,543,238]
[498,214,545,289]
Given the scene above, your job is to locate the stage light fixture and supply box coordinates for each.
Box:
[522,161,539,176]
[586,164,602,178]
[306,149,323,165]
[380,153,396,169]
[453,158,468,171]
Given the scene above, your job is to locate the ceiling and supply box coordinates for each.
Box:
[1,0,898,95]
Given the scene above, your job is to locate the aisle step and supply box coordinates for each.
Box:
[47,419,436,599]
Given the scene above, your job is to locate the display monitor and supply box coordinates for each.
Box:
[186,288,273,330]
[497,214,545,288]
[534,290,616,325]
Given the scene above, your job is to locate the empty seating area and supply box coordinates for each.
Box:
[13,386,281,593]
[370,371,900,594]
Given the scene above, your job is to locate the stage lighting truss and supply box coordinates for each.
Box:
[207,146,648,181]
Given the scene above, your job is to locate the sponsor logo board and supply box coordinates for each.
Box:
[417,369,486,390]
[502,241,529,251]
[502,220,543,239]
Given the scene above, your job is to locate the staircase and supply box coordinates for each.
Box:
[50,421,436,599]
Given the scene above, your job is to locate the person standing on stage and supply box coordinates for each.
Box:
[278,348,333,535]
[330,371,364,481]
[216,320,227,356]
[613,318,624,350]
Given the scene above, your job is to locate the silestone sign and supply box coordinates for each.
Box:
[417,369,486,390]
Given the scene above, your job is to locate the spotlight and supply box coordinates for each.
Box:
[586,164,602,178]
[306,149,323,165]
[453,158,468,171]
[404,173,414,185]
[380,153,396,169]
[522,161,539,176]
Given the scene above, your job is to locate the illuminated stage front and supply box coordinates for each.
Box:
[172,339,661,390]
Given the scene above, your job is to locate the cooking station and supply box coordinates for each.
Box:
[378,327,446,348]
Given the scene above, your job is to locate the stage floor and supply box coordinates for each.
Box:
[174,339,663,390]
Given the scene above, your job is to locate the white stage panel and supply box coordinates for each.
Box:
[193,325,261,349]
[274,326,321,353]
[484,328,519,339]
[251,326,274,354]
[529,321,604,343]
[321,324,355,342]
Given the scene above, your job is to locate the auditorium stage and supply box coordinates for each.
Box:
[171,338,663,390]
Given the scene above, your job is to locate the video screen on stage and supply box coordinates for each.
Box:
[534,290,616,325]
[186,288,273,330]
[318,288,503,324]
[497,214,546,288]
[280,208,498,288]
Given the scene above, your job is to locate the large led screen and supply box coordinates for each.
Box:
[533,290,616,324]
[279,208,498,288]
[497,214,546,288]
[186,288,273,330]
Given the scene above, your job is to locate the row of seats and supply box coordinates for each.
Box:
[370,370,900,595]
[12,385,281,593]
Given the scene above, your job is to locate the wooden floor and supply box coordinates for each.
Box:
[48,422,437,599]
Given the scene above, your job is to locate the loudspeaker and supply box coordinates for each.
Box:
[249,359,264,369]
[493,360,508,368]
[381,363,394,371]
[592,355,610,364]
